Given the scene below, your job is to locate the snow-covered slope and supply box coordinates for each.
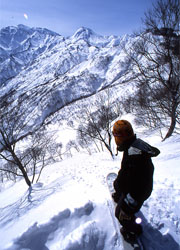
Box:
[0,25,131,135]
[0,24,62,84]
[1,25,180,250]
[0,25,124,85]
[0,123,180,250]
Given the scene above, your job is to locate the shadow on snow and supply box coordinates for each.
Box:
[6,201,107,250]
[138,211,180,250]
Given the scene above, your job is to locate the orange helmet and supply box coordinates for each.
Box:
[113,120,134,146]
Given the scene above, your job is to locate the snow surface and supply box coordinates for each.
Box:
[0,120,180,250]
[0,25,130,138]
[1,25,180,250]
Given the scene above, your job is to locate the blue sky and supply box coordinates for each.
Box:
[0,0,156,37]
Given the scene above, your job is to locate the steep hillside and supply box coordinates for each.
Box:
[0,25,132,134]
[0,24,62,84]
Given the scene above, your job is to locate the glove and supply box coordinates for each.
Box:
[121,193,139,215]
[115,193,134,222]
[118,209,132,221]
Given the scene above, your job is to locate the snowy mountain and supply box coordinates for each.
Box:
[0,24,62,84]
[0,24,131,135]
[0,25,180,250]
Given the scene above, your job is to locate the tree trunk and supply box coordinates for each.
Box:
[163,113,176,141]
[17,162,32,187]
[11,150,32,187]
[103,139,114,158]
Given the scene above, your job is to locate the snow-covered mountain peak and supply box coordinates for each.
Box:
[0,24,129,135]
[71,26,112,47]
[0,24,61,50]
[0,24,64,85]
[72,27,99,39]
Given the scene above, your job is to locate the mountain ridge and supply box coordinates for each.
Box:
[0,24,131,139]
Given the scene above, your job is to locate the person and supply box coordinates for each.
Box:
[112,120,160,242]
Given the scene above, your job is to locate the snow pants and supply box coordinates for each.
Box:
[115,193,143,235]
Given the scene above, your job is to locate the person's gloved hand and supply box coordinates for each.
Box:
[118,209,132,221]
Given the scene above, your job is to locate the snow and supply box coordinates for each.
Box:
[1,24,180,250]
[0,25,131,139]
[0,125,180,250]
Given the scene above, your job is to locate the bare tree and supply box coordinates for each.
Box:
[21,129,63,184]
[75,90,122,157]
[0,98,33,186]
[123,0,180,140]
[0,97,62,186]
[66,140,80,157]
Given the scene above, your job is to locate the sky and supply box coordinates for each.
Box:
[0,0,156,37]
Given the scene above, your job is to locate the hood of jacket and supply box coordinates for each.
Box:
[130,138,160,157]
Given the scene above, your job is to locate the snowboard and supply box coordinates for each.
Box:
[106,172,144,250]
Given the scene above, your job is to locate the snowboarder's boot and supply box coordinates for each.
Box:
[120,227,141,244]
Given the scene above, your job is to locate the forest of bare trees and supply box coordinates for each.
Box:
[122,0,180,140]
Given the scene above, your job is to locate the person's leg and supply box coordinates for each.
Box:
[115,195,143,236]
[119,214,142,235]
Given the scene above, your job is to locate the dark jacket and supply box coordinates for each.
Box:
[114,136,160,204]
